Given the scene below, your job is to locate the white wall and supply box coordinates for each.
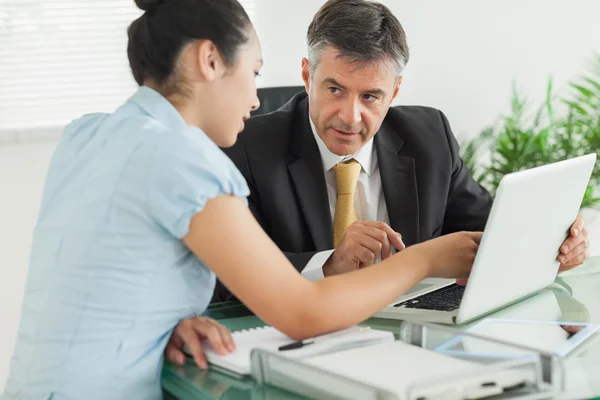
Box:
[0,142,56,391]
[1,0,600,393]
[254,0,600,139]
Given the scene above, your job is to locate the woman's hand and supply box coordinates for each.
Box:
[415,231,483,279]
[165,316,236,369]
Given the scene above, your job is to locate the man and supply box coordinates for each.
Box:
[213,0,588,301]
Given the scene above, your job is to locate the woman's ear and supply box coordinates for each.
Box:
[195,40,227,82]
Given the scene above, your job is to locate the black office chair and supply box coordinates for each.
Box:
[251,86,305,117]
[210,86,304,305]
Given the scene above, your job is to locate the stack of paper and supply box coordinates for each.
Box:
[186,325,394,376]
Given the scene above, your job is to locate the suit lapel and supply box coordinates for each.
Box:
[375,122,420,246]
[287,98,333,250]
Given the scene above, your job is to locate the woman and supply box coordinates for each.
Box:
[2,0,481,399]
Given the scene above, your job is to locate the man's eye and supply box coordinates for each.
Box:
[328,87,341,94]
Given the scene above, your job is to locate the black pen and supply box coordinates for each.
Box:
[278,326,367,351]
[278,340,315,351]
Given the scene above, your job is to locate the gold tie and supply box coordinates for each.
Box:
[332,159,361,247]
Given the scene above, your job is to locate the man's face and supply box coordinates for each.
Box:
[302,46,402,156]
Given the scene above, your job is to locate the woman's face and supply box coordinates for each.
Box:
[204,30,262,147]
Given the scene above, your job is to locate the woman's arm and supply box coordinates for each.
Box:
[184,195,480,340]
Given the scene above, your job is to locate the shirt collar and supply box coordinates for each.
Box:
[309,115,375,176]
[128,86,188,131]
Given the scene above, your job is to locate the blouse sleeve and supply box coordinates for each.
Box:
[145,128,250,239]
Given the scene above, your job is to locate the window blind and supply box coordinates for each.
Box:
[0,0,257,134]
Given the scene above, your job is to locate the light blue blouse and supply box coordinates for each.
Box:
[1,87,249,400]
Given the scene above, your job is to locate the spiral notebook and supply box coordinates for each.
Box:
[186,325,394,376]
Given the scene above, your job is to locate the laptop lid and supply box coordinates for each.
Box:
[455,153,596,324]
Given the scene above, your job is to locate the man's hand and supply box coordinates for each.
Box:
[323,221,405,276]
[165,316,235,369]
[557,214,589,272]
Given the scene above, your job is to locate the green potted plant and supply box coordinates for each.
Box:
[460,54,600,256]
[461,54,600,209]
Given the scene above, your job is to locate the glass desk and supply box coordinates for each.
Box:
[162,257,600,400]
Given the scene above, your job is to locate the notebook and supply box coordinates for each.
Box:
[301,341,537,399]
[185,325,394,376]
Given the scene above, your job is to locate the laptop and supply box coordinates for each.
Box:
[373,153,596,325]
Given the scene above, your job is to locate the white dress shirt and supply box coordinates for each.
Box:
[301,117,390,281]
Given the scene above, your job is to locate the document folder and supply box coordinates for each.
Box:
[250,321,561,400]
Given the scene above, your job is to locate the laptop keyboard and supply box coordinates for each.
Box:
[393,284,465,312]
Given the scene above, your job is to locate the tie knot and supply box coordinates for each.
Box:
[333,159,361,195]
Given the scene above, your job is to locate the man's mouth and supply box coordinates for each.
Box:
[332,128,360,136]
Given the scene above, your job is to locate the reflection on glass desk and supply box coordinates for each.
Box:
[162,257,600,400]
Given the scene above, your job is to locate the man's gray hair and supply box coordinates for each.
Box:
[307,0,409,77]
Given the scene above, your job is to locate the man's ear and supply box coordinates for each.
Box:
[196,40,227,82]
[301,58,311,93]
[390,76,403,104]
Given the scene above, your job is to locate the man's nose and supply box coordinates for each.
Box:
[338,98,362,127]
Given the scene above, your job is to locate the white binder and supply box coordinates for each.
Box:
[250,321,563,400]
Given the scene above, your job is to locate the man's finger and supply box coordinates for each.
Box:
[364,222,404,250]
[179,325,207,369]
[381,233,393,260]
[570,214,585,236]
[565,253,587,269]
[558,261,575,273]
[388,231,404,251]
[359,227,389,259]
[564,246,588,266]
[363,224,392,260]
[361,235,385,258]
[559,240,587,264]
[357,247,376,267]
[559,246,589,272]
[559,231,586,256]
[394,233,406,251]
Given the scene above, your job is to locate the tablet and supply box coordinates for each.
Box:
[436,318,600,358]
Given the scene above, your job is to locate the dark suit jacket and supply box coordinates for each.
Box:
[212,92,493,302]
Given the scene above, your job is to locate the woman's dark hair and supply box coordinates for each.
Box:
[127,0,252,88]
